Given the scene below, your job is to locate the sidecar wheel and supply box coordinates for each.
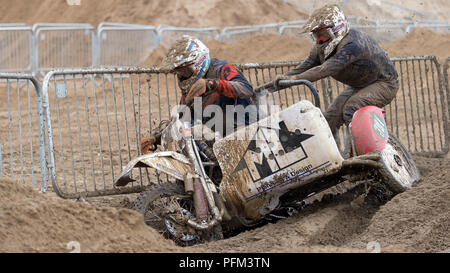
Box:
[378,133,420,194]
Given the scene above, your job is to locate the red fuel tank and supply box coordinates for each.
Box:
[351,106,388,155]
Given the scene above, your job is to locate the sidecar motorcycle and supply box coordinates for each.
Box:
[114,80,420,245]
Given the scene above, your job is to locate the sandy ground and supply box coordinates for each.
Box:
[0,177,192,253]
[0,0,449,254]
[0,0,308,28]
[199,156,450,253]
[1,0,448,27]
[1,155,448,253]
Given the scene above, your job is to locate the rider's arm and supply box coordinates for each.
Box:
[285,46,321,76]
[292,41,363,82]
[214,63,254,99]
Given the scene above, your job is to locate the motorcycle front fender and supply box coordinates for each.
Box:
[114,151,196,187]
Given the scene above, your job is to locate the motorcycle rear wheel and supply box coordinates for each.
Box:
[378,133,420,194]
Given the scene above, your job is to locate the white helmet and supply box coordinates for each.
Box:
[302,4,350,59]
[160,35,211,84]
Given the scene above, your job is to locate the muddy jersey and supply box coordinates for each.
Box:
[204,58,254,108]
[180,59,256,134]
[180,59,254,108]
[206,59,256,132]
[287,29,398,89]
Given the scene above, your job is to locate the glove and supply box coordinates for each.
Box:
[184,78,207,106]
[140,135,160,154]
[273,75,290,90]
[205,79,218,92]
[202,79,221,109]
[184,79,220,107]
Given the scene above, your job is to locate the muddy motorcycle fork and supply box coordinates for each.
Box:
[182,122,229,231]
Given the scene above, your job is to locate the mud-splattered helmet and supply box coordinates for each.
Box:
[302,4,350,59]
[160,35,211,84]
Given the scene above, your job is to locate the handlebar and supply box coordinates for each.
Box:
[254,79,321,109]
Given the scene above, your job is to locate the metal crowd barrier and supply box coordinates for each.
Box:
[157,26,220,48]
[280,21,450,41]
[0,23,29,27]
[278,20,307,26]
[444,57,450,133]
[0,21,449,76]
[218,23,282,43]
[405,23,450,33]
[42,67,181,198]
[235,57,449,157]
[279,25,304,36]
[0,26,33,73]
[33,23,97,79]
[40,56,448,198]
[352,25,409,42]
[279,23,414,42]
[0,74,47,192]
[97,22,159,67]
[381,56,448,157]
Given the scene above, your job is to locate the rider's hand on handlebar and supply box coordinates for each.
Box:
[185,79,208,106]
[184,78,220,107]
[273,75,292,89]
[205,79,218,92]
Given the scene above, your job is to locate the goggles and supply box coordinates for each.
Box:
[310,23,345,44]
[311,27,333,44]
[173,63,195,78]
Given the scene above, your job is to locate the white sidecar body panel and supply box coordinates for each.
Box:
[214,100,344,219]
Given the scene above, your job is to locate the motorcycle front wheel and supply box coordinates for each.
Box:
[133,181,222,246]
